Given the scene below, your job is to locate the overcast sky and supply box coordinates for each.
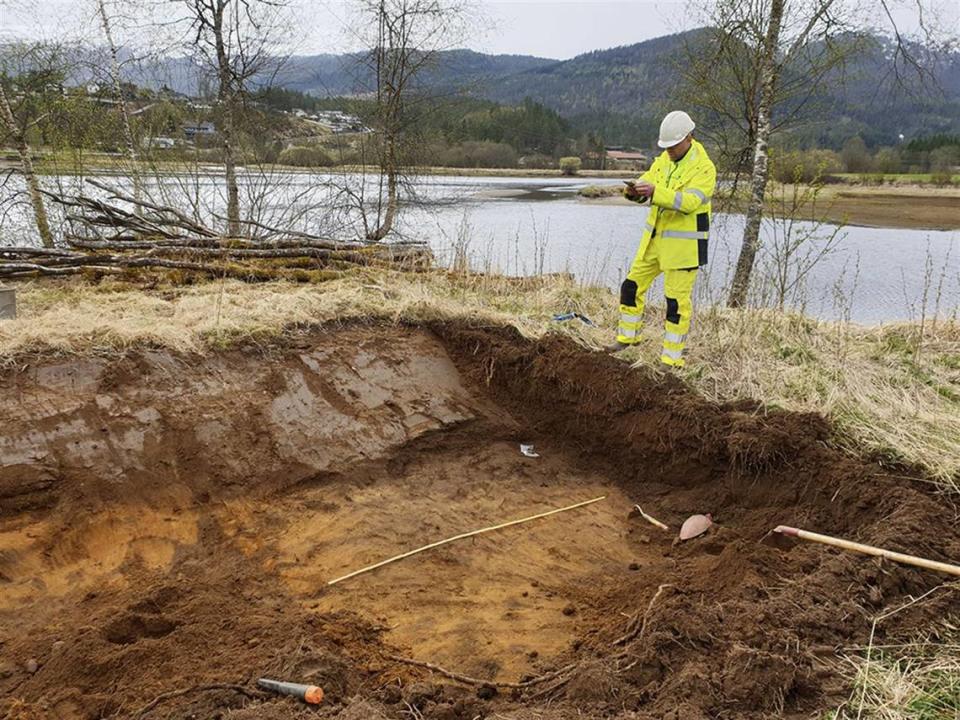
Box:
[311,1,689,58]
[1,0,955,60]
[0,0,705,60]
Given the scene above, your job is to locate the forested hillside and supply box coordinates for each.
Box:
[275,30,960,148]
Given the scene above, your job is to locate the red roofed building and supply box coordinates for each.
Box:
[605,148,649,171]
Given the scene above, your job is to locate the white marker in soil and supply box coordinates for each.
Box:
[632,504,669,531]
[519,443,540,458]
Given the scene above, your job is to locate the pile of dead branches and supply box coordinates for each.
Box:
[0,179,431,282]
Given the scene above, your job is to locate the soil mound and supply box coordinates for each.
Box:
[1,322,956,719]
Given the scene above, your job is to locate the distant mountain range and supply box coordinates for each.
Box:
[14,28,957,148]
[271,50,557,98]
[263,30,960,147]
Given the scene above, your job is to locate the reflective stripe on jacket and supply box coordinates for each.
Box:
[632,139,717,270]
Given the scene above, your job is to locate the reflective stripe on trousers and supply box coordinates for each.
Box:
[661,330,688,366]
[660,347,685,367]
[621,237,699,357]
[617,312,642,343]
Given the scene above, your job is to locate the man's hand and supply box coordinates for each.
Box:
[624,180,650,203]
[633,181,656,199]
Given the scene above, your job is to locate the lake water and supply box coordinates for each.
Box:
[400,175,960,324]
[1,171,957,324]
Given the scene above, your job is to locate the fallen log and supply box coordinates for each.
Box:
[0,262,122,277]
[0,246,78,257]
[0,248,431,278]
[7,179,435,281]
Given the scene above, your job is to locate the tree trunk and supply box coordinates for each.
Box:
[0,83,54,248]
[97,0,142,213]
[219,112,241,236]
[367,135,399,241]
[727,0,785,308]
[362,0,402,243]
[213,0,241,237]
[366,171,398,242]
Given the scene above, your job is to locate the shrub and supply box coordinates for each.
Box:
[929,146,959,171]
[559,156,582,176]
[929,146,959,186]
[841,136,873,173]
[931,172,954,187]
[277,145,333,167]
[437,141,517,168]
[771,149,841,184]
[874,147,902,174]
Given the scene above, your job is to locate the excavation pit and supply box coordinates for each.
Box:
[0,322,956,720]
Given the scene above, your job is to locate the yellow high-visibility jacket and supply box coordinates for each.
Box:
[632,139,717,269]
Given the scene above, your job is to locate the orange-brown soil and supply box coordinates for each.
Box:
[0,322,956,719]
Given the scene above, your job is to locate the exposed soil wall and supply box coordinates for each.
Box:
[1,322,957,720]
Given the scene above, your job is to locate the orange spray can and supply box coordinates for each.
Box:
[257,678,324,704]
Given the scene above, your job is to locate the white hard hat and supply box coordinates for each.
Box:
[658,110,696,149]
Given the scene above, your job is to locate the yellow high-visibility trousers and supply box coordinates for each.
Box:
[617,236,698,367]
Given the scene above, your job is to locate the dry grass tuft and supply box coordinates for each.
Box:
[1,270,957,488]
[0,270,601,358]
[683,305,960,491]
[833,638,960,719]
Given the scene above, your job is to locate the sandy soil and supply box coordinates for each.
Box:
[1,322,957,719]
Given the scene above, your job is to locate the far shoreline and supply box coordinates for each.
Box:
[10,155,959,230]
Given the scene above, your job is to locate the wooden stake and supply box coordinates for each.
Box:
[774,526,960,577]
[327,496,607,586]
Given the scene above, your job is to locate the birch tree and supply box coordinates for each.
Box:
[95,0,143,212]
[179,0,287,237]
[683,0,953,308]
[0,45,63,248]
[353,0,470,241]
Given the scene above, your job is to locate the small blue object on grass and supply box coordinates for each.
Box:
[552,312,595,327]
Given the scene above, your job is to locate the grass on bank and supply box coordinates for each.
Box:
[831,632,960,720]
[831,172,960,186]
[2,270,957,489]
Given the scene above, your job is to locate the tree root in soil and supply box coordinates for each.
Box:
[386,655,578,691]
[612,583,674,646]
[131,683,265,718]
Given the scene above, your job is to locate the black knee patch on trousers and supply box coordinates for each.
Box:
[665,297,681,325]
[620,279,638,307]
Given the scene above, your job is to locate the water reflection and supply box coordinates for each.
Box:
[1,172,956,324]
